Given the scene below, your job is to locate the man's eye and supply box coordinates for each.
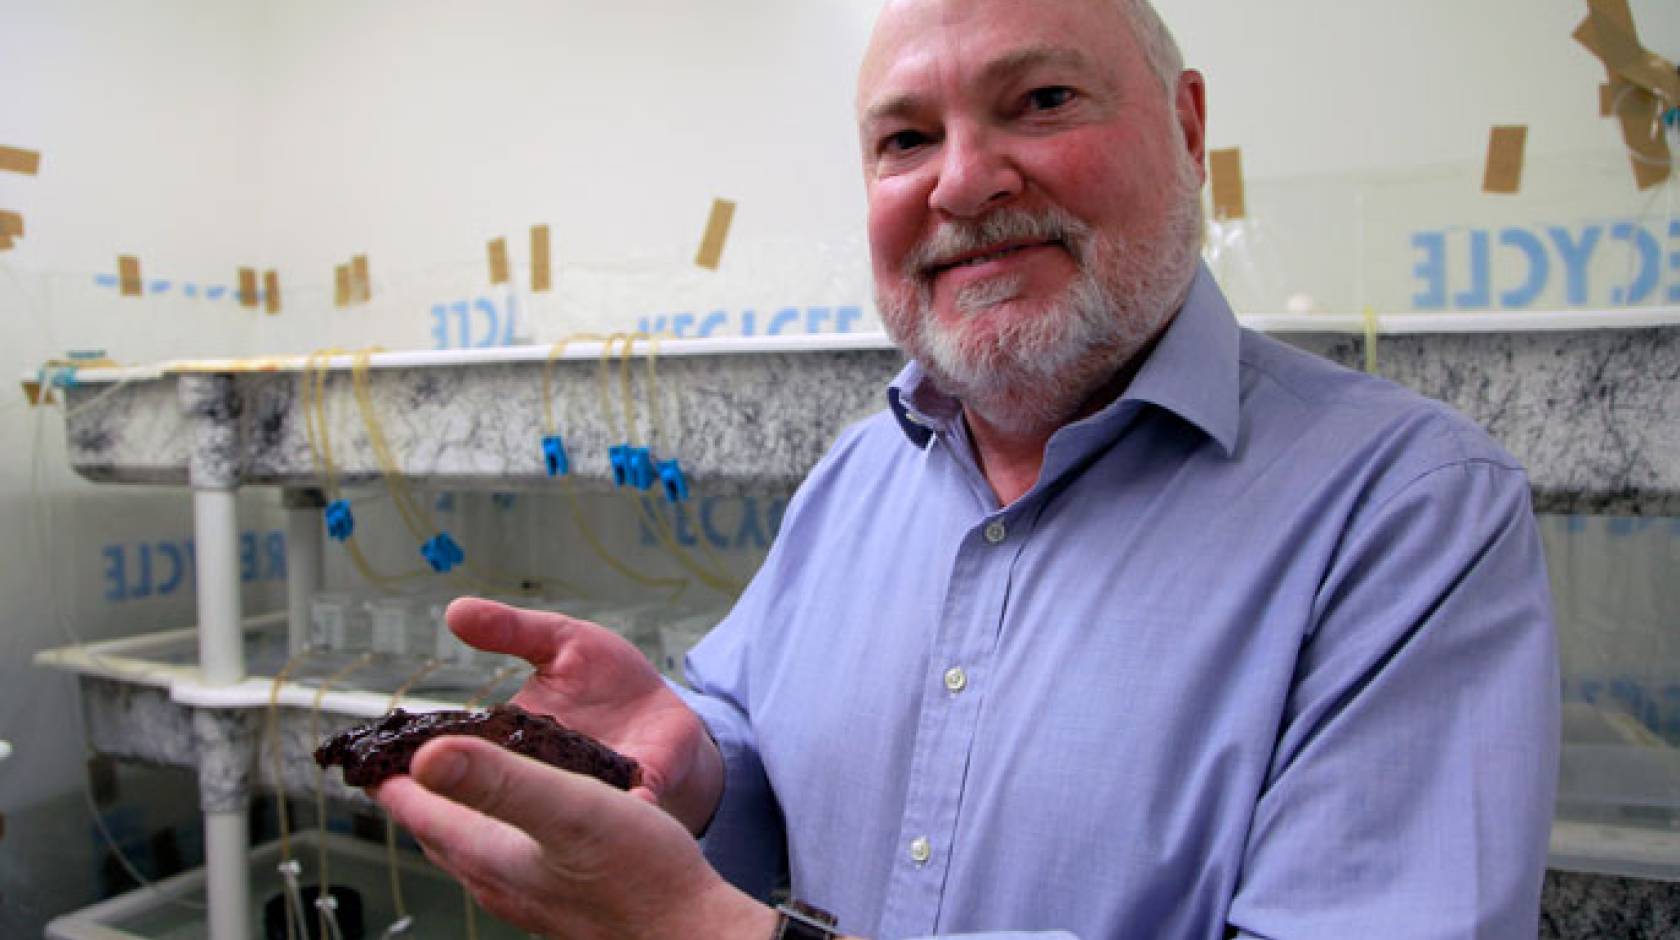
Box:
[881,130,929,154]
[1026,86,1076,111]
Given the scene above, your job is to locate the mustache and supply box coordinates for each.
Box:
[903,206,1094,278]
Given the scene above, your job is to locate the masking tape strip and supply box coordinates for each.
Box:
[334,264,350,308]
[0,210,22,237]
[695,198,736,270]
[487,237,510,285]
[1482,125,1527,194]
[0,146,40,176]
[118,256,143,297]
[1575,2,1680,102]
[352,254,371,303]
[20,380,52,406]
[239,267,259,308]
[1363,307,1380,375]
[264,270,281,314]
[1209,148,1246,221]
[531,225,552,293]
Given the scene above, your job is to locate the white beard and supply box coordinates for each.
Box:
[878,151,1205,436]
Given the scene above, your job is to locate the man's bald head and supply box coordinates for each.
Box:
[1110,0,1184,99]
[861,0,1185,106]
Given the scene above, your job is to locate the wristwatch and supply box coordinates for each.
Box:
[772,900,839,940]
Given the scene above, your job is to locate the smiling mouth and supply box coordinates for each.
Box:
[927,239,1061,276]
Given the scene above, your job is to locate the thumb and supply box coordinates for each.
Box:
[411,735,627,844]
[446,597,570,667]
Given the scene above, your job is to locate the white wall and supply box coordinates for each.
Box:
[245,0,882,353]
[1180,0,1678,179]
[231,0,1679,344]
[0,0,279,821]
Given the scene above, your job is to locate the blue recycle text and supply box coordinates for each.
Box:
[1410,219,1680,310]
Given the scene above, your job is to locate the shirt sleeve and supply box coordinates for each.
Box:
[1225,456,1560,938]
[672,673,787,903]
[670,422,883,901]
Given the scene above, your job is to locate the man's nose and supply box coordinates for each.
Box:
[927,126,1022,219]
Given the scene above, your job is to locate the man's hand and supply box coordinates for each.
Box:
[375,735,775,940]
[447,596,723,834]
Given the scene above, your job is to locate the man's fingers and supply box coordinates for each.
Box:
[445,596,575,667]
[409,735,629,848]
[374,773,537,879]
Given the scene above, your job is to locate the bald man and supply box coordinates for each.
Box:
[376,2,1559,937]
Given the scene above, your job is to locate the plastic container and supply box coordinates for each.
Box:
[367,597,431,659]
[658,610,724,681]
[429,599,481,670]
[309,593,370,653]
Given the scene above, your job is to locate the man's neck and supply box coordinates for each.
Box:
[962,408,1053,507]
[963,331,1163,507]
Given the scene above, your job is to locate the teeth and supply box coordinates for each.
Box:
[956,246,1020,267]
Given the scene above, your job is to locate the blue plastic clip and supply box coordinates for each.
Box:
[44,366,79,390]
[1666,107,1680,129]
[657,458,690,503]
[609,444,631,487]
[626,447,656,490]
[542,435,570,477]
[324,499,354,541]
[421,531,465,573]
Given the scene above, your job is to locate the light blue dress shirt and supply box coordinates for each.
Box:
[676,266,1560,939]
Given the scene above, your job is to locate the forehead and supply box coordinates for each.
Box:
[858,0,1132,112]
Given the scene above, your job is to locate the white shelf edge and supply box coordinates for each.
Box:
[1246,306,1680,334]
[30,305,1680,385]
[169,676,467,718]
[38,333,903,385]
[1549,818,1680,883]
[35,615,489,718]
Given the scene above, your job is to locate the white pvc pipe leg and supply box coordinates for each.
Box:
[285,495,324,656]
[193,488,245,686]
[204,809,250,940]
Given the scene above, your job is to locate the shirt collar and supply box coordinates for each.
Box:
[886,263,1240,458]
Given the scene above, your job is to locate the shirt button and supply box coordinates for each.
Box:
[909,836,932,865]
[943,667,968,693]
[983,520,1007,544]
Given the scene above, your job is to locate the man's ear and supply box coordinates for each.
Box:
[1176,69,1208,182]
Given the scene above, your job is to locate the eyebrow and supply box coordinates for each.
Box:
[860,44,1094,129]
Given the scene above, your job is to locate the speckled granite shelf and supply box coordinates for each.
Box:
[1542,870,1680,938]
[57,328,1680,512]
[79,674,379,809]
[64,347,905,497]
[1286,328,1680,516]
[38,622,525,810]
